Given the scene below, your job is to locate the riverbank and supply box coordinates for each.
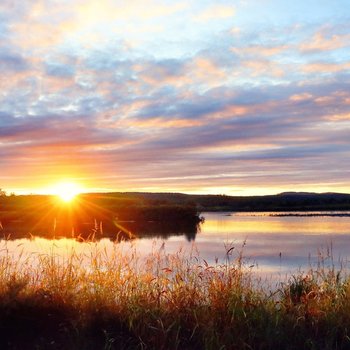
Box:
[0,194,202,239]
[0,241,349,349]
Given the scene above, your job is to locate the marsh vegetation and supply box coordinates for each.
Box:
[0,239,350,349]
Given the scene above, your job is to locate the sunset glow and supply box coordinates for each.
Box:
[52,182,82,203]
[0,1,349,195]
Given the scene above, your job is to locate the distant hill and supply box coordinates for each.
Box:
[94,191,350,212]
[2,191,350,215]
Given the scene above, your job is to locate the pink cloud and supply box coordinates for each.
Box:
[241,59,285,77]
[186,57,227,87]
[300,31,350,52]
[302,62,350,74]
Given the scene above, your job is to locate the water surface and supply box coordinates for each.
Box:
[2,211,350,280]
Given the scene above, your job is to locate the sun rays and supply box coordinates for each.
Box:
[51,181,83,203]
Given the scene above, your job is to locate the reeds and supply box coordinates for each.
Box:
[0,238,350,349]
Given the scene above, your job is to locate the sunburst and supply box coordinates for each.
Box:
[52,181,82,203]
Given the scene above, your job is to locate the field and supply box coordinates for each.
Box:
[0,239,350,350]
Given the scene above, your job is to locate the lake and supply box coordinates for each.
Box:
[1,211,350,281]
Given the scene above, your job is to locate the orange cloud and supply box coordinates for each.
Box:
[325,113,350,121]
[8,1,74,49]
[205,105,251,121]
[314,96,334,104]
[300,32,350,52]
[187,57,226,87]
[126,117,205,129]
[302,62,350,74]
[242,59,285,77]
[40,75,75,95]
[9,0,188,49]
[289,93,313,101]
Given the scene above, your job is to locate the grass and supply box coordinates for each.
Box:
[0,238,350,349]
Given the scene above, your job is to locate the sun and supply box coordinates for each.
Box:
[52,181,82,203]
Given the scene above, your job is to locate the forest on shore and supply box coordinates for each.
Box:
[1,191,350,239]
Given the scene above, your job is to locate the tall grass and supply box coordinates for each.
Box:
[0,238,350,349]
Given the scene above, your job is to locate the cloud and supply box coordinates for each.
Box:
[3,0,188,52]
[1,3,350,194]
[45,61,76,78]
[231,44,289,57]
[302,62,350,74]
[0,50,28,72]
[300,31,350,52]
[289,93,313,101]
[241,58,286,77]
[188,57,227,86]
[195,4,235,22]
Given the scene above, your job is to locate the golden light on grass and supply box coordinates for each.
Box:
[1,237,348,349]
[51,181,82,203]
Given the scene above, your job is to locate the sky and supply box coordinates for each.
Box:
[1,0,350,196]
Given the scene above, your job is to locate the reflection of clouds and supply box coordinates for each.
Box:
[1,213,350,279]
[201,213,350,235]
[196,213,350,273]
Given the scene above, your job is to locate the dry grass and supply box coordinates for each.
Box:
[0,238,350,349]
